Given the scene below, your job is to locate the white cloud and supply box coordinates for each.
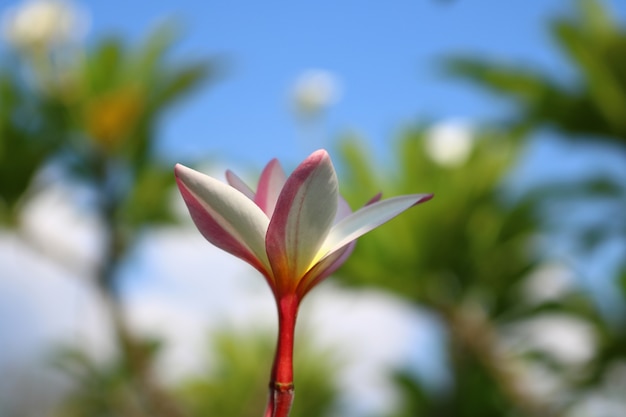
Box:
[0,234,112,360]
[301,286,436,415]
[19,182,104,276]
[0,233,114,416]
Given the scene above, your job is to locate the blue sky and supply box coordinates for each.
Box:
[85,0,625,167]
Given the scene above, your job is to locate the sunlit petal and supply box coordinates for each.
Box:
[175,164,272,275]
[266,150,338,288]
[299,192,383,296]
[254,158,287,217]
[296,241,355,299]
[319,194,433,261]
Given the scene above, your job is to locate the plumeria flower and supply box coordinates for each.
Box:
[174,149,432,417]
[291,69,340,117]
[175,149,431,301]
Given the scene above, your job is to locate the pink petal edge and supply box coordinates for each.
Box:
[225,169,256,201]
[254,158,287,218]
[175,164,273,278]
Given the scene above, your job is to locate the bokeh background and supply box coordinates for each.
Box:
[1,1,625,416]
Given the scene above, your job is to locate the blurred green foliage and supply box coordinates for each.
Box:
[0,23,214,236]
[336,129,548,417]
[338,129,536,313]
[65,26,215,256]
[54,339,172,417]
[443,0,626,330]
[444,0,626,271]
[54,331,339,417]
[0,61,68,224]
[336,123,625,416]
[176,331,339,417]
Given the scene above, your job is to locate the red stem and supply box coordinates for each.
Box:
[264,293,299,417]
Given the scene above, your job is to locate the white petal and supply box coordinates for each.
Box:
[318,194,432,261]
[175,164,271,273]
[266,150,338,287]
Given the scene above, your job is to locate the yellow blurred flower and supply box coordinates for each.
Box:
[83,87,144,151]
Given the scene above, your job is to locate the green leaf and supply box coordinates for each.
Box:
[552,20,626,131]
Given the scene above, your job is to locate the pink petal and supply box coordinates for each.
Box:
[333,195,352,224]
[366,192,383,205]
[225,170,256,201]
[266,150,338,291]
[254,158,287,218]
[175,164,272,277]
[332,192,381,225]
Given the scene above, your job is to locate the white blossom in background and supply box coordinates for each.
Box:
[566,362,626,417]
[1,0,87,50]
[522,262,575,304]
[424,120,473,167]
[503,314,596,367]
[291,69,341,117]
[499,313,597,406]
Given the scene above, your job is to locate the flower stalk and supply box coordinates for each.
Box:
[265,294,299,417]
